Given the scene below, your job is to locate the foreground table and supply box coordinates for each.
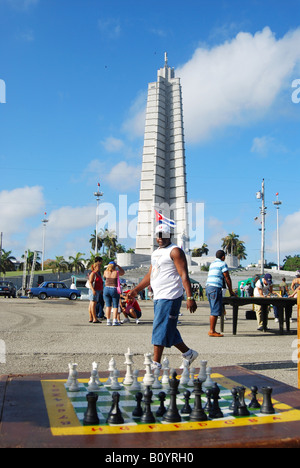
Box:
[223,297,297,335]
[1,366,300,448]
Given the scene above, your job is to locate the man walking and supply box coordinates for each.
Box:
[206,250,236,337]
[128,224,198,369]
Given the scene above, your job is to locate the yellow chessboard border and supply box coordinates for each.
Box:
[41,373,300,437]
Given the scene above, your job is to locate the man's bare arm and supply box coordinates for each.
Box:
[171,247,197,313]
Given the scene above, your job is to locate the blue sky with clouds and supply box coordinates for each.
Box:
[0,0,300,266]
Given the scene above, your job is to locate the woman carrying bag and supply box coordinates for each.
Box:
[103,261,125,326]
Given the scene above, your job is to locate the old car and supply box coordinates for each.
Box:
[28,281,81,301]
[0,281,17,298]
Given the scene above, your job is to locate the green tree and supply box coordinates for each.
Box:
[89,230,104,252]
[48,256,69,280]
[282,255,300,271]
[68,253,86,274]
[0,249,16,276]
[19,250,41,274]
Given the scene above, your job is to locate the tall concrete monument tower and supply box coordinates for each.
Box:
[135,53,189,256]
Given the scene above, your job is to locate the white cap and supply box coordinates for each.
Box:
[155,224,171,235]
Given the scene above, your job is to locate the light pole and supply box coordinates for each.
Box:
[94,183,103,255]
[41,212,49,271]
[256,179,267,275]
[273,192,282,271]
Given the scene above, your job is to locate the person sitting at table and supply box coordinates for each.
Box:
[289,274,300,298]
[254,273,274,331]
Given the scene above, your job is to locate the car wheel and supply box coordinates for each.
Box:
[38,292,47,300]
[69,293,78,301]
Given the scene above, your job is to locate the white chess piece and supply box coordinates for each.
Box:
[180,359,190,385]
[87,369,100,392]
[67,363,73,386]
[203,367,214,389]
[187,367,196,387]
[123,348,134,386]
[106,357,116,386]
[152,368,162,389]
[111,369,122,390]
[161,357,170,385]
[68,363,80,392]
[198,360,208,383]
[92,361,102,387]
[129,369,141,391]
[143,353,154,386]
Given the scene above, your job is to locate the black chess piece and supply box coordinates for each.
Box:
[237,386,250,417]
[181,390,192,415]
[140,386,156,424]
[190,379,208,422]
[83,392,100,426]
[156,391,167,417]
[163,371,182,423]
[209,383,223,419]
[260,387,275,414]
[229,387,239,414]
[132,392,143,417]
[204,388,213,412]
[106,392,124,425]
[248,386,261,409]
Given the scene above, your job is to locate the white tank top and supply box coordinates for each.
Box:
[150,243,184,300]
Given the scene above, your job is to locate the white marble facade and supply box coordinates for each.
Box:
[135,54,189,255]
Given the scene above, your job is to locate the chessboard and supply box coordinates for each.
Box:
[41,359,300,437]
[2,365,300,448]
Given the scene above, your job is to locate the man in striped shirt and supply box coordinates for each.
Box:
[206,250,235,337]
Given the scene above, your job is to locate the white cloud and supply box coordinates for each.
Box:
[251,135,288,157]
[122,91,147,140]
[0,186,44,238]
[177,27,300,142]
[271,210,300,255]
[98,18,121,39]
[26,205,95,253]
[101,137,124,153]
[106,161,141,191]
[123,27,300,144]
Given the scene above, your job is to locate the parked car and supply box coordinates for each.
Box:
[0,281,17,298]
[28,281,81,301]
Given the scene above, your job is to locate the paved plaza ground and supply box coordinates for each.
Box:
[0,296,298,388]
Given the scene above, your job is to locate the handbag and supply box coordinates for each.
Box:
[117,272,122,294]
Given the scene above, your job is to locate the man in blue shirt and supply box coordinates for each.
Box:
[206,250,235,337]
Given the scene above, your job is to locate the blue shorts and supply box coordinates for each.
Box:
[89,290,102,302]
[206,285,223,317]
[103,286,120,308]
[152,296,183,348]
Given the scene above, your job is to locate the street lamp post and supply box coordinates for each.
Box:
[256,179,267,275]
[41,212,49,271]
[273,193,282,271]
[94,183,103,255]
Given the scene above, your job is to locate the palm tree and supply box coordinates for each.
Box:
[100,228,117,258]
[221,233,240,256]
[236,240,247,262]
[0,249,16,276]
[89,230,104,252]
[48,256,69,280]
[68,252,86,274]
[20,250,41,274]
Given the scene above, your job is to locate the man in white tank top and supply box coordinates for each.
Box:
[129,224,198,369]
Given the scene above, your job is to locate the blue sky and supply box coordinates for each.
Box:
[0,0,300,267]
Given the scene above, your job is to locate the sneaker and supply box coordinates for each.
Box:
[121,318,130,323]
[107,320,112,326]
[135,319,140,324]
[112,321,121,326]
[183,349,199,366]
[151,361,162,370]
